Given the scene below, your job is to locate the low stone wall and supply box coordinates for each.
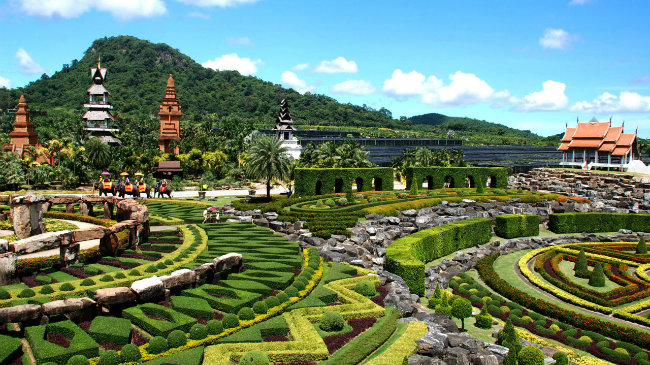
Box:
[0,253,242,325]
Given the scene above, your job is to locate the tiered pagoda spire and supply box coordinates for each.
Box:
[271,99,297,140]
[3,95,39,157]
[158,74,182,154]
[83,56,121,145]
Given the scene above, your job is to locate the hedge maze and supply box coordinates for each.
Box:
[294,167,394,196]
[404,166,509,190]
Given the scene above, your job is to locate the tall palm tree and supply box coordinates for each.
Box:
[84,138,110,170]
[246,135,291,199]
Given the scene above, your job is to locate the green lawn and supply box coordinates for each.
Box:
[557,260,620,292]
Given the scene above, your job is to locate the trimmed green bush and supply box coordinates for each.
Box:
[35,275,53,285]
[276,292,289,303]
[637,237,647,254]
[189,324,207,340]
[119,344,141,363]
[238,350,269,365]
[114,272,126,279]
[589,262,606,287]
[552,351,568,365]
[206,320,223,335]
[284,286,299,298]
[223,313,240,329]
[354,280,377,297]
[494,214,540,239]
[80,278,95,287]
[170,295,214,320]
[122,303,196,337]
[84,267,99,276]
[574,248,588,276]
[129,269,141,276]
[40,285,54,294]
[147,336,168,354]
[60,282,75,291]
[238,307,255,321]
[265,296,280,308]
[451,297,472,330]
[405,166,508,190]
[18,288,35,298]
[88,316,132,345]
[252,301,268,315]
[66,354,89,365]
[25,320,99,365]
[99,275,113,282]
[0,289,10,299]
[97,350,119,365]
[475,303,493,329]
[294,167,394,196]
[549,213,650,234]
[167,330,187,348]
[145,265,158,273]
[319,311,345,332]
[337,197,348,206]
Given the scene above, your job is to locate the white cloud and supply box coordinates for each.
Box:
[330,80,376,95]
[382,69,439,97]
[202,53,261,75]
[0,76,11,88]
[539,28,579,50]
[187,11,210,19]
[226,36,253,46]
[569,91,650,113]
[16,48,45,75]
[281,71,316,94]
[514,80,569,111]
[314,57,358,74]
[292,63,310,71]
[177,0,261,7]
[569,0,592,5]
[18,0,167,20]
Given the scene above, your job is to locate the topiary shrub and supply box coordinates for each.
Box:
[451,297,472,330]
[517,346,544,365]
[475,302,493,329]
[189,324,207,340]
[129,269,141,276]
[84,267,100,276]
[98,350,120,365]
[319,311,345,332]
[60,282,75,291]
[114,272,126,279]
[18,288,35,298]
[207,320,223,335]
[276,292,289,303]
[549,324,561,332]
[637,237,648,255]
[164,259,173,265]
[553,352,568,365]
[354,280,377,297]
[167,329,187,348]
[574,248,589,278]
[147,336,169,354]
[265,296,280,308]
[284,286,299,298]
[40,285,54,294]
[292,278,307,291]
[145,265,158,273]
[81,278,95,286]
[238,307,255,321]
[156,262,167,270]
[100,275,113,282]
[223,313,240,329]
[120,344,141,363]
[66,354,89,365]
[337,197,348,206]
[588,262,606,287]
[238,350,270,365]
[252,301,268,315]
[0,288,10,299]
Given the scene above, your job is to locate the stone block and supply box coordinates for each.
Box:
[60,243,80,267]
[0,304,42,323]
[42,298,96,316]
[72,226,107,242]
[0,252,16,285]
[94,287,136,307]
[213,253,243,272]
[160,269,197,290]
[10,231,67,255]
[131,275,164,302]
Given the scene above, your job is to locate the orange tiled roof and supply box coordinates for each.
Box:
[561,128,576,142]
[572,121,610,138]
[612,146,631,156]
[558,142,571,151]
[599,141,617,152]
[568,138,603,148]
[603,126,623,142]
[616,133,636,147]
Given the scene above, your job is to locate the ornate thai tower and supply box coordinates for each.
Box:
[83,57,121,145]
[3,95,39,157]
[158,74,181,154]
[271,99,301,159]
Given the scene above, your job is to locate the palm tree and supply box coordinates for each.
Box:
[84,138,110,170]
[246,135,291,199]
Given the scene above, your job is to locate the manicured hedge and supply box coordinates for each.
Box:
[0,334,22,364]
[294,168,394,196]
[495,214,540,239]
[385,217,492,295]
[549,213,650,234]
[122,303,197,337]
[404,167,508,190]
[170,296,215,320]
[25,320,99,365]
[88,316,132,345]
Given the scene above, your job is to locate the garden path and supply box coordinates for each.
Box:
[17,220,101,260]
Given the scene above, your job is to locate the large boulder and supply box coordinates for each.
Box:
[0,304,42,323]
[213,253,243,272]
[131,276,164,302]
[160,269,197,290]
[42,298,96,316]
[94,287,137,307]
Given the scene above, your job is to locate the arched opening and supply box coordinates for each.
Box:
[466,176,475,188]
[488,175,497,188]
[426,175,434,190]
[373,177,383,191]
[315,180,322,195]
[334,178,344,193]
[354,177,364,192]
[444,176,454,188]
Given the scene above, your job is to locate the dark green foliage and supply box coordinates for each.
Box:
[238,350,269,365]
[518,346,544,365]
[265,296,280,308]
[284,286,299,298]
[119,344,141,363]
[24,320,99,365]
[549,213,650,234]
[238,307,255,321]
[223,313,240,329]
[170,295,214,320]
[385,218,492,295]
[589,262,606,287]
[451,297,472,330]
[354,280,377,297]
[39,285,54,294]
[80,278,95,286]
[98,350,120,365]
[552,352,569,365]
[292,277,308,291]
[475,302,493,329]
[189,324,207,340]
[35,275,53,285]
[129,269,141,276]
[0,334,23,364]
[99,274,113,282]
[252,301,268,315]
[88,316,132,345]
[294,168,394,196]
[139,346,204,365]
[319,311,345,332]
[206,320,223,335]
[405,167,508,190]
[0,289,9,299]
[167,330,187,348]
[145,265,158,273]
[637,237,648,254]
[84,267,99,276]
[122,303,196,337]
[497,318,518,346]
[494,214,540,238]
[147,336,169,355]
[66,354,89,365]
[574,248,588,275]
[276,292,289,303]
[60,282,75,291]
[18,288,35,298]
[156,261,167,270]
[410,176,419,195]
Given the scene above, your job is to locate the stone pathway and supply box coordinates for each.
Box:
[150,225,178,232]
[17,220,101,260]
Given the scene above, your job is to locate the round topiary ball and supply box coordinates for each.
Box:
[238,307,255,321]
[18,288,35,298]
[253,301,268,315]
[120,344,141,362]
[167,329,187,348]
[292,278,307,291]
[265,296,280,308]
[0,289,10,299]
[284,286,299,298]
[223,313,240,329]
[129,269,141,276]
[552,352,568,365]
[189,324,207,340]
[319,311,345,332]
[518,346,545,365]
[114,272,126,279]
[100,275,113,282]
[98,350,120,365]
[147,336,169,354]
[354,280,377,297]
[207,320,223,335]
[66,354,89,365]
[81,278,95,287]
[60,282,75,291]
[156,262,167,270]
[145,265,158,273]
[40,285,54,294]
[337,197,348,206]
[238,350,269,365]
[276,292,289,303]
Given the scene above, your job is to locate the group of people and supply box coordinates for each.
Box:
[99,174,169,196]
[202,208,220,223]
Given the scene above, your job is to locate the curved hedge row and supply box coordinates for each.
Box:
[495,214,540,239]
[385,217,492,295]
[294,168,394,196]
[404,167,508,190]
[549,213,650,234]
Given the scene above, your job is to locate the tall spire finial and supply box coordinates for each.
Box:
[97,55,101,69]
[576,116,579,123]
[622,120,625,131]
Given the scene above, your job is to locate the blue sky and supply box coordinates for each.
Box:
[0,0,648,138]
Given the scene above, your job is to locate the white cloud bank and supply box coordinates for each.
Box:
[513,80,569,111]
[177,0,261,7]
[202,53,261,75]
[539,28,579,50]
[292,63,310,71]
[314,57,358,74]
[570,91,650,113]
[226,37,253,46]
[281,71,315,94]
[16,48,45,75]
[0,76,11,89]
[18,0,167,20]
[330,80,376,95]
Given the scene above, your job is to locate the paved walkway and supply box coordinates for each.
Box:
[17,220,101,260]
